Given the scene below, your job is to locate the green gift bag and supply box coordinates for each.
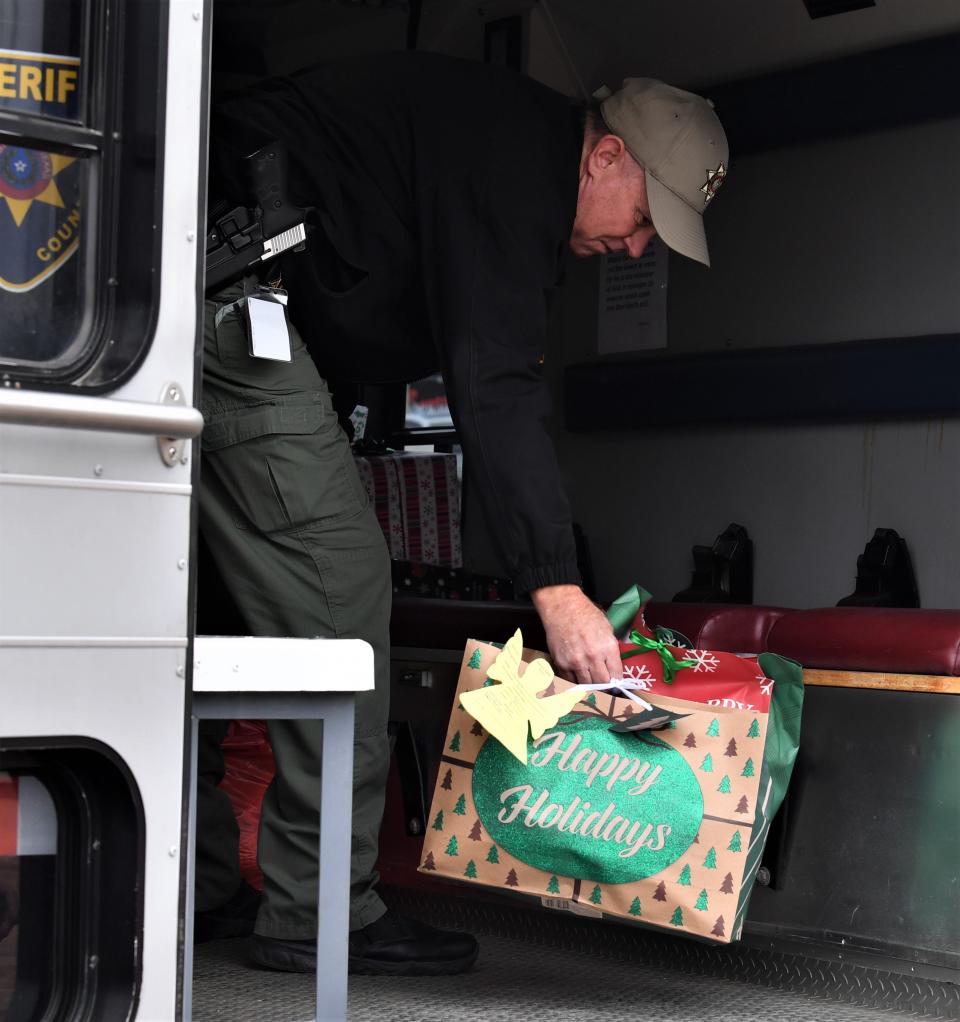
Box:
[419,586,803,943]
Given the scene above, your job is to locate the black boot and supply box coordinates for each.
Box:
[248,910,479,975]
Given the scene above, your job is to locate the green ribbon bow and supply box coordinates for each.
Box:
[621,629,697,685]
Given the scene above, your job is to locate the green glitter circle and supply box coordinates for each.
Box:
[473,716,702,884]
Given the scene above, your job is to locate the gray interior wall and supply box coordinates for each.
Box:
[669,118,960,352]
[547,117,960,609]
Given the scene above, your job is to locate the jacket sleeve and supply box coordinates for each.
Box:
[419,160,581,595]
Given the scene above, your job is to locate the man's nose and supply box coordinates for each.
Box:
[624,228,655,259]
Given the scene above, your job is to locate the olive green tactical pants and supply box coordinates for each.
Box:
[195,281,392,937]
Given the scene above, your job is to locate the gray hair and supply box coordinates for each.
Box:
[582,101,611,151]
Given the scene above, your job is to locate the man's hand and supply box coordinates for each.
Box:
[530,584,622,686]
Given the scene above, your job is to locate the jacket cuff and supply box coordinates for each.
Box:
[513,561,582,596]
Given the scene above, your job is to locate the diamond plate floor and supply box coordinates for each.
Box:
[193,933,917,1022]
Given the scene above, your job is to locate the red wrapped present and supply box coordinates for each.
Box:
[354,455,406,560]
[220,720,276,891]
[619,613,773,715]
[355,452,462,568]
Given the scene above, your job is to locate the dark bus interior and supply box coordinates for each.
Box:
[191,1,960,1019]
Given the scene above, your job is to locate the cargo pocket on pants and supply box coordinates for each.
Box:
[200,394,368,534]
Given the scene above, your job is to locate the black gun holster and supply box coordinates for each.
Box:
[205,140,310,294]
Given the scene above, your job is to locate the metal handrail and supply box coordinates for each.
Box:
[0,386,203,438]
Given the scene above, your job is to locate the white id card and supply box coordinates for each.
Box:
[246,295,292,362]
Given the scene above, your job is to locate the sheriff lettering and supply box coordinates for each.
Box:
[0,50,81,120]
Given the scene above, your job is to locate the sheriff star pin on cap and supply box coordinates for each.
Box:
[596,78,729,267]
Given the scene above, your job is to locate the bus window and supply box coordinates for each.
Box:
[0,0,166,389]
[0,743,146,1022]
[0,0,84,125]
[0,0,87,369]
[405,373,454,430]
[0,146,87,364]
[403,373,462,471]
[0,772,57,1022]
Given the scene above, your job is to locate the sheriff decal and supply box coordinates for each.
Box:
[0,48,81,120]
[0,144,81,292]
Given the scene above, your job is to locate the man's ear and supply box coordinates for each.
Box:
[588,134,627,173]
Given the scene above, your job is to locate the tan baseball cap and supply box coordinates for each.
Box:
[596,78,729,266]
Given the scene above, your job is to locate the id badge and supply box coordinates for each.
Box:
[245,293,292,362]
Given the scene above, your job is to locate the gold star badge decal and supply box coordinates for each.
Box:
[700,163,726,206]
[0,147,75,228]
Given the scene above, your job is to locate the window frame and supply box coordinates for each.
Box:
[0,738,146,1022]
[0,0,169,392]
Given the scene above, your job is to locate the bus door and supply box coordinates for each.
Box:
[0,2,208,1019]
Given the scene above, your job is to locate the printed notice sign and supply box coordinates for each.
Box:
[597,238,668,354]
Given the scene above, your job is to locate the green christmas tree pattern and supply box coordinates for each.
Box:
[629,896,642,917]
[741,757,755,778]
[589,884,603,906]
[467,649,482,670]
[445,836,459,856]
[431,810,444,832]
[706,718,720,737]
[718,775,732,793]
[700,753,714,773]
[695,889,709,911]
[703,847,718,869]
[677,863,692,886]
[464,859,478,879]
[482,677,495,688]
[546,875,560,895]
[585,693,598,707]
[670,907,684,927]
[449,731,461,753]
[486,844,500,864]
[747,719,761,738]
[728,830,742,852]
[453,794,467,815]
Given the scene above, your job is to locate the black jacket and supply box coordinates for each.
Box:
[212,52,583,594]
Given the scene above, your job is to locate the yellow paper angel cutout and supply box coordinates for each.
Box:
[460,630,583,764]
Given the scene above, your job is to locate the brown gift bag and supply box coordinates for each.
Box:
[419,637,784,944]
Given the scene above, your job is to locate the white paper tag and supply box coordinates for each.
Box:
[246,295,292,362]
